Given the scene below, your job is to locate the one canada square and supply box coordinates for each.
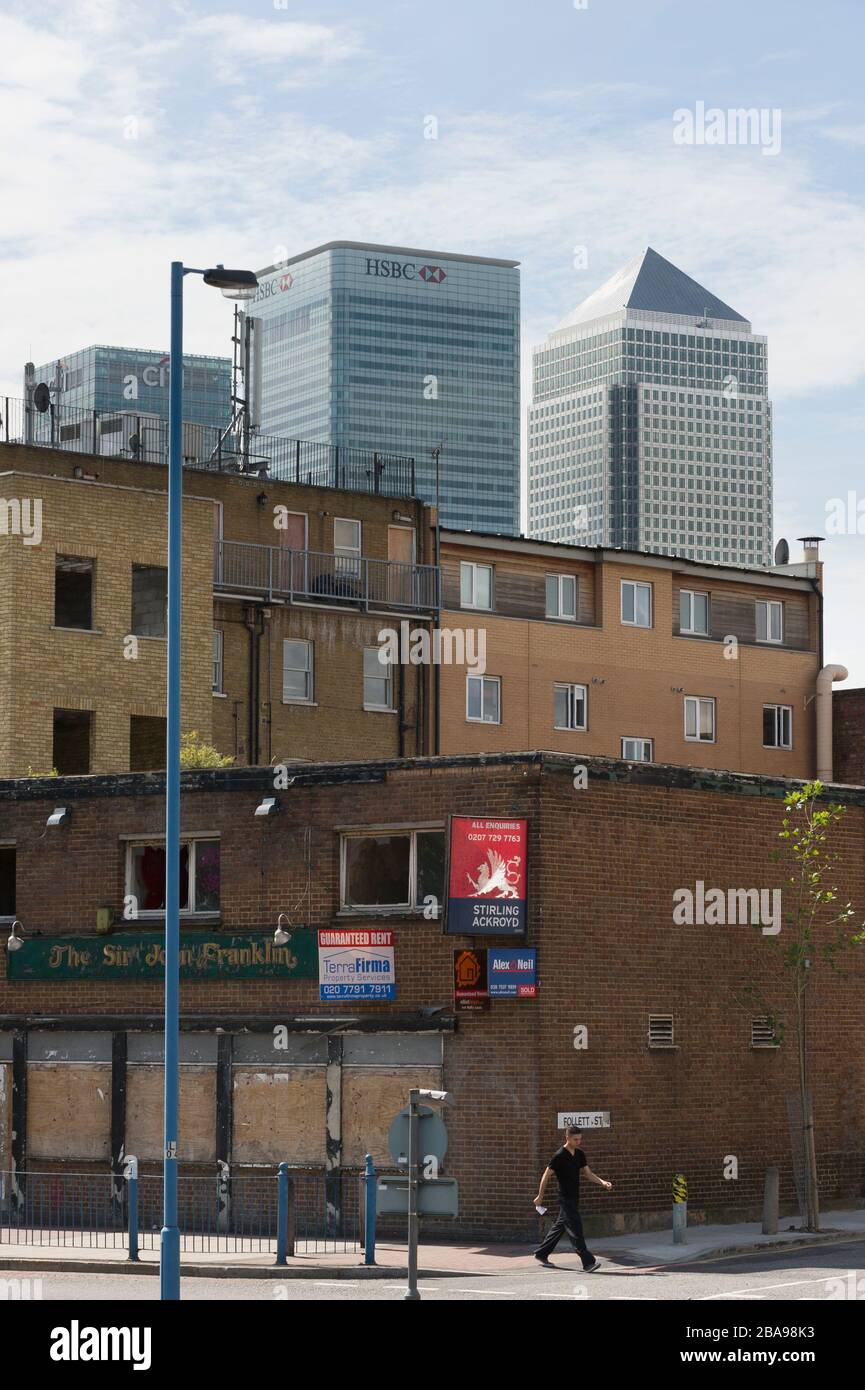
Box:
[527,248,772,566]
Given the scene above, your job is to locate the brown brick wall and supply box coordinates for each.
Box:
[1,754,863,1237]
[834,689,865,787]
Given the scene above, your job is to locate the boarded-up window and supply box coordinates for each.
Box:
[131,565,167,637]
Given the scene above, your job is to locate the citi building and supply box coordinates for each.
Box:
[249,241,521,533]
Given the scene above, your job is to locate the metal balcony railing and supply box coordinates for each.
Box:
[215,540,440,612]
[0,397,417,499]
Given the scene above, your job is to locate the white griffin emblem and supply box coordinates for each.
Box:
[467,850,522,899]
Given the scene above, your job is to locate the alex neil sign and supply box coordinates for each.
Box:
[445,817,528,938]
[318,928,396,1001]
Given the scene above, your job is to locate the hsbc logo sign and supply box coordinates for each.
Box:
[365,258,446,284]
[252,272,294,305]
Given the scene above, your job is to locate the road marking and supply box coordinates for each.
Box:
[700,1274,848,1299]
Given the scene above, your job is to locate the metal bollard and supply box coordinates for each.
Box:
[363,1154,377,1267]
[762,1166,779,1234]
[276,1162,289,1266]
[124,1155,139,1262]
[672,1173,687,1245]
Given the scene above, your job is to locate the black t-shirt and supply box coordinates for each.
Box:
[549,1145,587,1202]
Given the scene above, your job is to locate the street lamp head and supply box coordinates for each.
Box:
[203,265,259,301]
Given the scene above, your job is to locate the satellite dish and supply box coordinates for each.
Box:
[774,538,790,566]
[33,382,51,413]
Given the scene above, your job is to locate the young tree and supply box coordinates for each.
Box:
[740,781,864,1230]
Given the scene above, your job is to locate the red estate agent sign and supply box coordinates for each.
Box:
[445,816,528,937]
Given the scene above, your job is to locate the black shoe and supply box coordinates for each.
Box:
[534,1254,555,1266]
[583,1259,602,1273]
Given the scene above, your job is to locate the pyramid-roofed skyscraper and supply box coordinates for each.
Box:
[528,248,771,566]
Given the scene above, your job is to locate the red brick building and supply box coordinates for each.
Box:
[834,688,865,786]
[2,752,864,1237]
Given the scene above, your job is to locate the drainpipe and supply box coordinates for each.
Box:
[816,664,848,783]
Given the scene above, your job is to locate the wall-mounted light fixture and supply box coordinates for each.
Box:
[47,807,71,827]
[6,920,23,952]
[255,796,279,817]
[274,913,291,946]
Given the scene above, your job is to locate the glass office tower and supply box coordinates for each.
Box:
[250,241,521,532]
[527,248,772,566]
[28,345,232,429]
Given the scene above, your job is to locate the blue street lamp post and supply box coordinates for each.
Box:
[161,260,257,1301]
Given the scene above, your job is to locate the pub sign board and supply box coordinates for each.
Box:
[6,930,318,982]
[444,816,528,938]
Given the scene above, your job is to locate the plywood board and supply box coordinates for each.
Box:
[232,1067,325,1165]
[126,1066,216,1163]
[27,1065,112,1160]
[341,1068,442,1167]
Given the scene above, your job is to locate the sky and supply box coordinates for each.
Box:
[1,0,863,680]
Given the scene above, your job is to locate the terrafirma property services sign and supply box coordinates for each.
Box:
[445,817,528,938]
[318,928,396,1001]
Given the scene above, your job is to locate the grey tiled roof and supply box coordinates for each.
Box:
[556,247,748,330]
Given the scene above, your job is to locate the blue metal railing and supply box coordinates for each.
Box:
[0,1163,377,1260]
[0,396,417,500]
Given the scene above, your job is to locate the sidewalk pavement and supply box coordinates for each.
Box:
[2,1210,864,1279]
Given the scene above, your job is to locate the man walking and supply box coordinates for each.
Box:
[533,1126,612,1269]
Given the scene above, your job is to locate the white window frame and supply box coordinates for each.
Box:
[684,695,716,743]
[763,703,792,749]
[621,579,652,628]
[679,589,709,636]
[363,647,393,711]
[460,561,493,611]
[466,673,501,724]
[339,825,445,912]
[545,573,577,621]
[621,737,653,762]
[212,629,223,694]
[124,836,221,918]
[756,599,784,644]
[334,518,362,579]
[283,638,314,704]
[553,682,587,731]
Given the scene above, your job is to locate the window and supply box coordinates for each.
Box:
[763,704,792,749]
[55,555,93,630]
[212,630,223,693]
[756,599,783,643]
[129,715,166,771]
[341,827,445,911]
[334,519,362,577]
[621,737,653,762]
[363,647,392,709]
[546,574,577,620]
[621,579,652,627]
[125,837,220,916]
[684,696,715,742]
[649,1015,675,1047]
[52,708,92,774]
[554,683,587,731]
[131,565,167,637]
[283,639,314,703]
[0,845,15,918]
[460,561,493,610]
[679,589,709,635]
[467,674,501,723]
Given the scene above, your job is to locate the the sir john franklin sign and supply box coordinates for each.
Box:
[6,930,317,981]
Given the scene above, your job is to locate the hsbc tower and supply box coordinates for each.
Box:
[250,241,520,533]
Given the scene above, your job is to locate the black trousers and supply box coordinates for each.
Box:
[534,1199,595,1267]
